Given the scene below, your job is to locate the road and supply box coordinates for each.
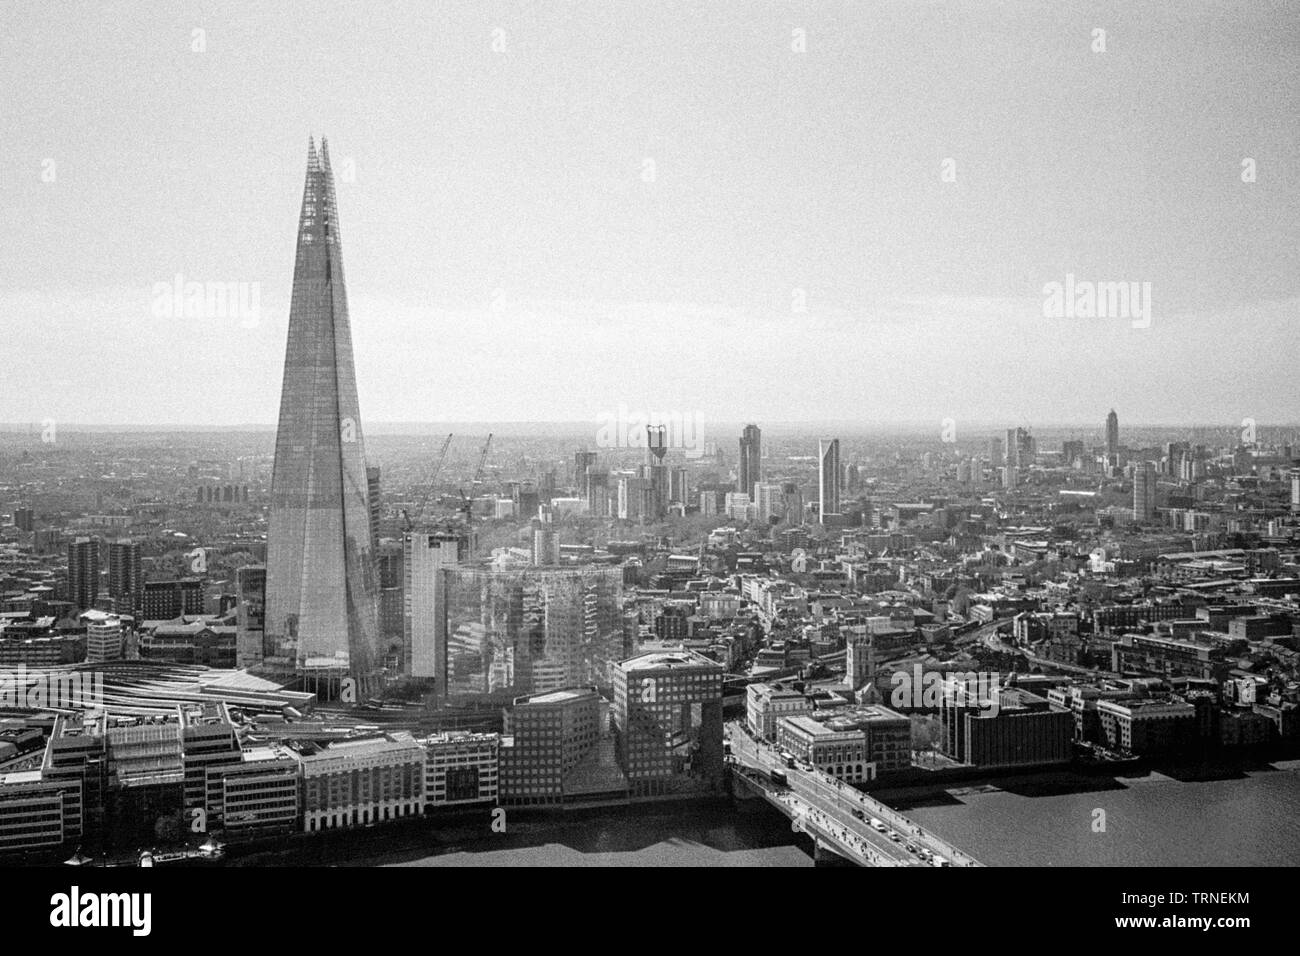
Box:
[727,722,980,867]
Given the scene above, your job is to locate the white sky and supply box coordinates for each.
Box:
[1,0,1297,427]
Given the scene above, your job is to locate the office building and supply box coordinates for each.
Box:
[821,706,912,774]
[1096,697,1198,755]
[613,650,725,798]
[987,436,1003,471]
[1134,462,1157,521]
[439,565,624,704]
[300,734,426,832]
[235,565,266,667]
[499,688,601,806]
[83,611,123,663]
[776,715,872,783]
[753,482,784,523]
[940,688,1073,769]
[818,438,841,520]
[738,423,762,496]
[214,745,302,838]
[264,137,380,696]
[404,530,469,680]
[747,681,813,739]
[0,771,83,853]
[1106,409,1120,463]
[669,466,689,505]
[423,731,500,807]
[532,507,559,566]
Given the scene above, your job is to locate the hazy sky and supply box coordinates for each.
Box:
[2,0,1297,428]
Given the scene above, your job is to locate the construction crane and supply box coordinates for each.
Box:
[457,433,493,527]
[401,433,453,531]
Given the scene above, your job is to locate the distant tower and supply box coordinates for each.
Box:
[988,436,1003,473]
[1133,462,1157,521]
[1106,409,1120,464]
[264,137,379,695]
[532,506,560,566]
[818,438,841,520]
[645,425,668,521]
[738,424,762,496]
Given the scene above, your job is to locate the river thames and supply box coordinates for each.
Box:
[366,762,1300,867]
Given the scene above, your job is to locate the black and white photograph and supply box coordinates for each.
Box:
[0,0,1295,937]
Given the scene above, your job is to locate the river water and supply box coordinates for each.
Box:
[327,762,1300,867]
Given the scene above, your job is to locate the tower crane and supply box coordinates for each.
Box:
[401,432,453,531]
[457,433,493,527]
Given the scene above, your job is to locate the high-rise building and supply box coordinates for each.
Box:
[264,137,380,695]
[644,425,668,521]
[1106,409,1120,463]
[738,424,762,496]
[106,539,142,614]
[404,531,468,680]
[612,650,725,798]
[67,537,100,611]
[532,507,560,566]
[818,438,841,520]
[235,565,266,667]
[1291,466,1300,514]
[988,436,1003,471]
[669,465,689,505]
[1134,462,1157,521]
[439,565,624,704]
[13,508,34,533]
[782,482,804,523]
[574,450,597,494]
[753,482,784,523]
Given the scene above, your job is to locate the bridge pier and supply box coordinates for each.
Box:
[812,837,854,866]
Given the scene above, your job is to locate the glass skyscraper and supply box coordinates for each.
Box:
[264,137,379,694]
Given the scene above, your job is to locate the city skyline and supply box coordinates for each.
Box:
[2,0,1299,891]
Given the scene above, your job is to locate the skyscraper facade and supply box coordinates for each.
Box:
[818,438,841,520]
[264,137,379,693]
[738,423,762,496]
[235,565,267,668]
[67,537,100,611]
[107,539,142,613]
[1134,462,1157,521]
[1106,409,1120,463]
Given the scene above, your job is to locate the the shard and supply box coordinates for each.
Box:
[264,136,379,696]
